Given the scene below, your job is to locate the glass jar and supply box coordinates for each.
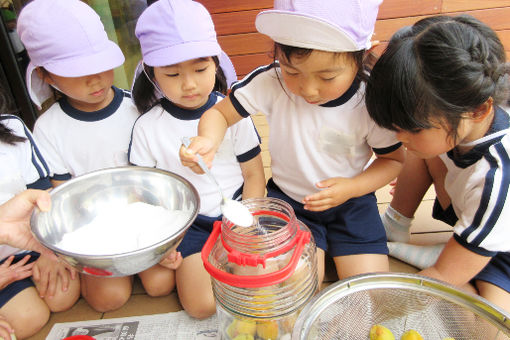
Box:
[201,198,318,340]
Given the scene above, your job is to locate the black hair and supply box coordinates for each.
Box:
[273,42,369,84]
[0,84,25,145]
[366,14,510,142]
[132,55,228,114]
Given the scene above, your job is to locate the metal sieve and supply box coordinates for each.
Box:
[292,273,510,340]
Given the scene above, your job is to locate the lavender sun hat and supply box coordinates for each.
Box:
[135,0,237,88]
[255,0,383,52]
[17,0,125,108]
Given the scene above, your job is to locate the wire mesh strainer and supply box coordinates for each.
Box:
[292,273,510,340]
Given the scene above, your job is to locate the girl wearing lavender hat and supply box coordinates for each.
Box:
[130,0,265,319]
[16,0,170,314]
[181,0,405,286]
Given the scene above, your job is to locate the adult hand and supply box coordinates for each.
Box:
[0,189,56,259]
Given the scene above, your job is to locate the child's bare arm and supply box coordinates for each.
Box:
[303,146,405,211]
[239,154,266,200]
[419,237,491,287]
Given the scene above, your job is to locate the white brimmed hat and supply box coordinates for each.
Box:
[255,0,383,52]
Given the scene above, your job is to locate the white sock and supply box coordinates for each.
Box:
[381,205,413,242]
[388,242,445,269]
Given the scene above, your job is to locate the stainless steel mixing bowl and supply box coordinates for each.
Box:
[31,166,199,277]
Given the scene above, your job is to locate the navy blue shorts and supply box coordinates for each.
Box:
[0,252,40,308]
[266,179,388,257]
[177,214,221,258]
[432,199,510,293]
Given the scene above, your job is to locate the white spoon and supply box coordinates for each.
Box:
[182,137,254,227]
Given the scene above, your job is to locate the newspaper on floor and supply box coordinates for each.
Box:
[46,310,218,340]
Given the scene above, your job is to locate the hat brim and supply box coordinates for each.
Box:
[26,62,54,109]
[255,10,361,52]
[142,41,221,67]
[43,40,125,77]
[219,51,237,88]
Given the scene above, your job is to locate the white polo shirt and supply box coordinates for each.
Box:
[230,63,400,202]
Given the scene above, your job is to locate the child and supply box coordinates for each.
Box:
[0,110,80,339]
[365,14,510,312]
[181,0,405,286]
[130,0,265,319]
[17,0,167,313]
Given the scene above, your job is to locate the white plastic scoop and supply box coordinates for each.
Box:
[182,137,254,227]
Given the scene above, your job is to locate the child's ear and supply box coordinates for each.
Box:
[472,97,493,122]
[35,67,54,85]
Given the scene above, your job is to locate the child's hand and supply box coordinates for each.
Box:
[179,136,217,173]
[389,178,397,195]
[0,255,34,290]
[159,250,182,270]
[0,315,14,340]
[32,254,76,299]
[302,177,355,211]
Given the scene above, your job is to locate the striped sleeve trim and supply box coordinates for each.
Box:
[27,177,52,190]
[52,173,72,181]
[236,145,261,163]
[454,234,496,257]
[461,143,510,247]
[372,142,402,155]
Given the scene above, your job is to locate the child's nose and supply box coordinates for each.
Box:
[182,74,197,89]
[299,78,317,97]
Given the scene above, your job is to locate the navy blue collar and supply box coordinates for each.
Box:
[160,92,221,120]
[59,86,123,122]
[320,78,361,107]
[447,106,509,168]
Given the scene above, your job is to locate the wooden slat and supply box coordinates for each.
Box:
[219,33,273,56]
[212,10,260,36]
[442,0,510,12]
[231,53,273,77]
[378,0,441,19]
[374,17,423,42]
[496,30,510,53]
[464,8,510,30]
[196,0,272,14]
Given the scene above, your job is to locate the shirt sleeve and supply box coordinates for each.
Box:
[229,64,281,118]
[8,116,52,188]
[452,149,510,256]
[33,115,71,180]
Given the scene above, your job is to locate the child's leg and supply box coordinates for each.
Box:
[476,280,510,313]
[34,272,81,312]
[386,156,451,266]
[383,152,433,242]
[80,275,132,312]
[176,253,215,319]
[333,254,389,279]
[0,287,50,339]
[315,248,325,289]
[138,264,176,297]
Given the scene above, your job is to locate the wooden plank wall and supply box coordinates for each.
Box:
[197,0,510,79]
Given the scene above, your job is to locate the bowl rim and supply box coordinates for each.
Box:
[30,166,200,258]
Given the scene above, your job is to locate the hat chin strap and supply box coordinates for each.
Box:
[141,63,166,100]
